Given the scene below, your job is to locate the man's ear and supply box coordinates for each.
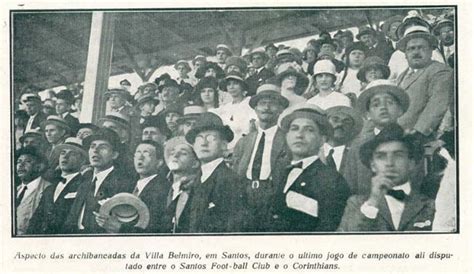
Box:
[112,151,119,160]
[156,159,164,169]
[370,161,377,173]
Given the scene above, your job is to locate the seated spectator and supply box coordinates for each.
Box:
[224,56,248,75]
[177,105,206,136]
[215,44,233,69]
[55,89,80,134]
[275,63,309,107]
[105,88,133,116]
[246,49,274,96]
[141,117,171,146]
[15,110,29,148]
[194,61,225,80]
[120,79,132,92]
[42,99,56,116]
[76,123,100,141]
[356,26,394,64]
[337,41,368,98]
[302,45,318,75]
[194,77,220,111]
[157,104,183,138]
[356,56,391,90]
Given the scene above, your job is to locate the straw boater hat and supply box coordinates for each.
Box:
[249,48,269,62]
[216,44,233,56]
[397,24,439,52]
[40,115,71,132]
[19,128,44,144]
[278,103,333,138]
[185,112,234,144]
[432,18,454,36]
[359,123,424,168]
[221,71,249,92]
[325,106,364,138]
[177,105,206,124]
[356,79,410,114]
[396,11,432,40]
[174,60,192,72]
[50,137,88,162]
[356,56,391,83]
[276,63,309,96]
[192,55,207,66]
[99,193,150,229]
[98,112,131,130]
[249,84,289,109]
[21,93,42,103]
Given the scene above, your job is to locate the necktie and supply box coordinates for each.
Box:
[286,161,303,170]
[53,178,67,202]
[82,177,98,229]
[16,185,28,206]
[132,185,140,196]
[386,189,407,201]
[251,132,266,180]
[175,191,189,225]
[326,149,337,170]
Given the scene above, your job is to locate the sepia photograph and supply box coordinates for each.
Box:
[10,5,458,238]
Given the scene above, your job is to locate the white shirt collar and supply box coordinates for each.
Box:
[93,166,114,195]
[201,158,224,183]
[62,172,80,185]
[257,124,278,136]
[391,181,412,196]
[17,176,42,199]
[291,155,319,170]
[374,127,381,135]
[135,174,158,196]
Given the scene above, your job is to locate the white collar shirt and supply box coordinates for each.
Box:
[283,155,319,193]
[93,166,114,196]
[25,113,38,131]
[246,125,278,180]
[323,143,346,171]
[200,158,224,183]
[17,176,41,203]
[385,182,412,230]
[135,174,157,197]
[54,172,80,202]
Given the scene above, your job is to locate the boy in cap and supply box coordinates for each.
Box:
[246,49,274,96]
[232,84,291,231]
[215,44,233,69]
[15,147,51,235]
[268,104,351,232]
[64,128,134,234]
[183,112,250,232]
[338,124,435,232]
[27,137,88,234]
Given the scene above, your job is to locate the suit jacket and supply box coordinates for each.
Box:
[397,61,454,136]
[246,68,275,96]
[268,159,351,232]
[177,162,250,233]
[337,191,435,232]
[27,174,83,234]
[16,177,52,235]
[366,40,395,64]
[63,168,134,234]
[121,175,173,233]
[63,113,80,135]
[25,112,47,132]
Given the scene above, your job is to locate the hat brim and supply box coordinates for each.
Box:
[19,133,43,143]
[356,29,377,40]
[357,84,410,114]
[277,70,309,96]
[99,193,150,229]
[397,32,439,52]
[50,143,88,163]
[249,91,290,109]
[176,114,201,124]
[98,117,130,130]
[433,21,454,36]
[280,110,333,138]
[356,63,391,82]
[136,97,160,108]
[325,106,364,137]
[221,76,249,92]
[185,124,234,144]
[40,120,71,132]
[250,52,269,62]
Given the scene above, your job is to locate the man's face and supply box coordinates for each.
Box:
[251,54,265,69]
[367,93,403,127]
[370,141,414,186]
[226,65,242,74]
[359,33,376,48]
[320,43,335,53]
[364,68,385,83]
[286,118,325,160]
[59,148,84,173]
[194,60,205,70]
[88,140,118,171]
[438,25,454,46]
[77,128,94,140]
[16,154,41,182]
[22,136,43,149]
[55,99,70,115]
[160,87,179,104]
[341,36,353,48]
[281,74,297,91]
[266,47,277,58]
[388,22,402,41]
[255,97,284,125]
[226,80,244,98]
[108,94,126,109]
[25,101,40,116]
[216,49,229,64]
[179,118,198,136]
[314,73,334,91]
[328,112,355,145]
[349,50,366,67]
[200,88,216,105]
[306,50,317,62]
[45,124,66,144]
[166,144,199,172]
[134,143,160,177]
[176,64,189,77]
[102,121,128,143]
[165,112,181,133]
[142,127,166,145]
[193,130,227,163]
[139,101,156,116]
[405,38,432,69]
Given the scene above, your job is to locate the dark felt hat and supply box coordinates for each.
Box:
[356,26,377,40]
[356,56,391,83]
[120,79,131,86]
[185,112,234,144]
[195,62,225,79]
[83,127,122,151]
[55,89,75,105]
[195,76,219,91]
[359,123,424,168]
[16,146,47,163]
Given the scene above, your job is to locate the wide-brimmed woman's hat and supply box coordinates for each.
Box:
[356,56,391,83]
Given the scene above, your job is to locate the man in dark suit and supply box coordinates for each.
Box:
[246,49,275,96]
[27,137,87,234]
[322,106,364,187]
[268,104,351,232]
[357,26,394,64]
[64,128,133,234]
[55,89,80,135]
[183,112,250,233]
[338,124,435,232]
[95,140,172,233]
[23,94,47,132]
[232,84,290,231]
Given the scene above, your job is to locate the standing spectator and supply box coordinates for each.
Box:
[55,89,80,135]
[24,94,47,132]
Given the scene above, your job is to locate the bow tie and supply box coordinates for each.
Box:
[287,162,303,170]
[386,189,407,201]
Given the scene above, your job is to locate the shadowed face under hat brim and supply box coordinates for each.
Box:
[357,85,410,114]
[397,32,439,52]
[249,91,290,109]
[356,63,391,82]
[185,125,234,144]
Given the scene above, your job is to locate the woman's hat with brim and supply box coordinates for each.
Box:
[40,115,71,132]
[51,137,88,162]
[302,45,319,61]
[99,193,150,229]
[83,128,122,152]
[221,71,248,92]
[194,62,225,79]
[325,106,364,138]
[195,76,219,92]
[356,56,391,82]
[185,112,234,144]
[135,93,160,108]
[313,59,337,78]
[275,63,309,96]
[249,84,289,109]
[356,79,410,114]
[359,123,424,168]
[278,103,333,138]
[397,24,439,52]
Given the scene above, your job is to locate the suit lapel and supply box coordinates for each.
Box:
[270,129,287,170]
[241,131,258,176]
[55,175,82,204]
[398,193,429,230]
[378,198,396,230]
[399,65,429,90]
[339,147,349,174]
